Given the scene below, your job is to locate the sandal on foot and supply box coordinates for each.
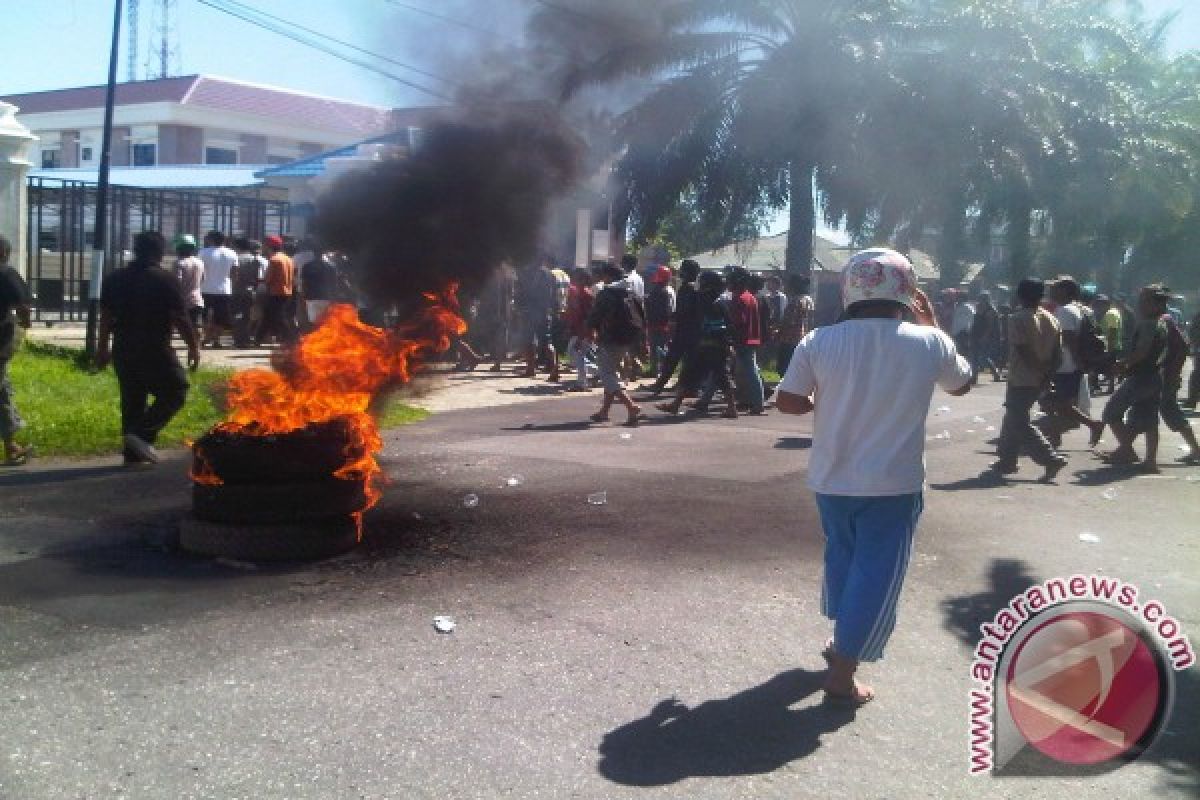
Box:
[654,402,682,415]
[2,450,29,467]
[823,686,875,708]
[1100,450,1139,466]
[589,412,610,423]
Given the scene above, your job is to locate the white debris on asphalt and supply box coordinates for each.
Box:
[1101,488,1119,500]
[587,491,608,506]
[505,474,525,487]
[462,493,480,508]
[433,616,456,633]
[1078,533,1101,544]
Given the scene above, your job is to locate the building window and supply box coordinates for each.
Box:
[41,149,61,169]
[80,146,94,162]
[205,146,238,165]
[131,143,157,166]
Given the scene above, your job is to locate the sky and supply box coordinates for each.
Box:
[4,0,1198,244]
[3,0,1197,108]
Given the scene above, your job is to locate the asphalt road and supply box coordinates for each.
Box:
[0,378,1197,799]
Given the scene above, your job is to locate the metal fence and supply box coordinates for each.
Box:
[25,177,290,322]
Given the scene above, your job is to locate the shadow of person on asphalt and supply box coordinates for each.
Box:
[597,668,855,786]
[0,464,136,488]
[940,558,1039,644]
[930,472,1041,491]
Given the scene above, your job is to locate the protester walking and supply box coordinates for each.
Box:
[776,249,971,706]
[989,279,1068,480]
[656,270,738,419]
[644,266,676,379]
[198,230,238,348]
[516,261,560,382]
[301,250,339,327]
[0,235,32,466]
[969,291,1001,383]
[1096,286,1171,471]
[587,262,645,426]
[173,234,204,331]
[96,231,199,467]
[774,274,813,375]
[728,268,766,414]
[564,267,596,391]
[1039,277,1104,448]
[641,259,701,397]
[1159,305,1200,465]
[230,239,265,347]
[256,235,296,347]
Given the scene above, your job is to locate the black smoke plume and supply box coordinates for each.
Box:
[312,107,584,310]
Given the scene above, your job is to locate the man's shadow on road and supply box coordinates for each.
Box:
[597,668,854,787]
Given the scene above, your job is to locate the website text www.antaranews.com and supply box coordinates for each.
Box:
[967,574,1194,775]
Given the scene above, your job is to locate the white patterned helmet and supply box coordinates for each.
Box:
[841,248,918,311]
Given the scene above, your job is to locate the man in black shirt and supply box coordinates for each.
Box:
[639,258,702,397]
[0,235,33,466]
[96,231,200,466]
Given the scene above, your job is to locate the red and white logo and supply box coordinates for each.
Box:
[1004,610,1163,765]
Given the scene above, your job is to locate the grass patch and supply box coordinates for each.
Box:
[8,339,428,458]
[377,399,430,428]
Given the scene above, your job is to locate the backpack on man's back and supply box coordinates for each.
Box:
[592,285,645,346]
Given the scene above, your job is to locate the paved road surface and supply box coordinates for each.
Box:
[0,378,1197,799]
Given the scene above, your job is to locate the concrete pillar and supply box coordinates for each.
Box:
[0,102,35,280]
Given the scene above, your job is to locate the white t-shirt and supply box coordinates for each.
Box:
[627,270,645,299]
[1054,302,1082,373]
[199,246,239,295]
[779,319,972,496]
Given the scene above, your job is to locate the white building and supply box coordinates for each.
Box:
[1,74,401,170]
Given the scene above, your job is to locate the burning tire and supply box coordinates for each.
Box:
[179,515,361,562]
[194,419,365,486]
[192,478,370,525]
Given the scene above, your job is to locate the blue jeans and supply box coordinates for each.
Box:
[734,345,764,412]
[814,492,924,662]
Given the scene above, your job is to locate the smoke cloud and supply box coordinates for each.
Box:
[312,107,584,309]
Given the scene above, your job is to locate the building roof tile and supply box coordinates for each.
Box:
[2,75,395,136]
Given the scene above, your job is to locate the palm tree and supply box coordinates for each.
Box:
[539,0,914,273]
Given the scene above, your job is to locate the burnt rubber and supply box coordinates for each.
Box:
[179,515,361,562]
[192,478,370,524]
[193,418,366,485]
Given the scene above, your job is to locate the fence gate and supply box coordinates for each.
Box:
[25,177,290,322]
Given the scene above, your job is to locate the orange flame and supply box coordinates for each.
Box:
[199,286,465,510]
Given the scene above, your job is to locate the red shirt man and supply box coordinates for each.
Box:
[731,286,762,346]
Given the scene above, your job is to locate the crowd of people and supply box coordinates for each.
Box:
[454,254,815,426]
[173,230,349,351]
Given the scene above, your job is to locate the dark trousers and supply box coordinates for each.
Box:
[258,295,295,344]
[652,340,693,390]
[1188,359,1199,406]
[776,341,799,376]
[997,385,1059,467]
[114,352,189,449]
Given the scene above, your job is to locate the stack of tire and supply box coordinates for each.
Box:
[179,418,370,561]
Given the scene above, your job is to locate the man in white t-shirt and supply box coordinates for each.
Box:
[776,248,971,707]
[198,230,239,348]
[1039,277,1103,447]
